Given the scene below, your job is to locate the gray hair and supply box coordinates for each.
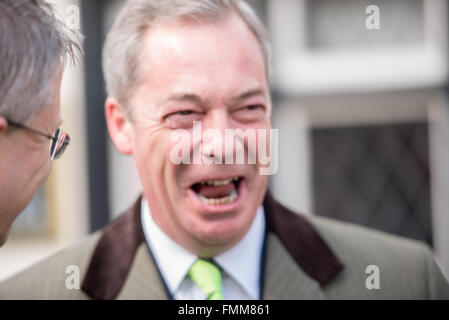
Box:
[102,0,271,110]
[0,0,82,124]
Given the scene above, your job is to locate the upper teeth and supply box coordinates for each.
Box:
[201,177,239,186]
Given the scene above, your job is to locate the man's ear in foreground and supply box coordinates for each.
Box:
[105,97,134,155]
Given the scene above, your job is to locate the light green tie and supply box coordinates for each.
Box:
[188,258,224,300]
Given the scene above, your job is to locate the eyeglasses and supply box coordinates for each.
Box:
[5,118,70,160]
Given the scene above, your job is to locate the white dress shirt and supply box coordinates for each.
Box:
[141,198,266,300]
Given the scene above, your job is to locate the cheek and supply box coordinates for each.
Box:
[29,148,52,184]
[133,129,181,189]
[134,128,165,162]
[41,161,51,183]
[13,156,50,217]
[41,146,52,172]
[241,121,271,165]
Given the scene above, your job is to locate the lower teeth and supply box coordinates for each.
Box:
[198,189,238,205]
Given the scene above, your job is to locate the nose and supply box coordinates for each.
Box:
[199,109,242,165]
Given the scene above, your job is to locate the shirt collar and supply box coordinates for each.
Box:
[141,198,197,295]
[141,198,265,299]
[214,205,265,299]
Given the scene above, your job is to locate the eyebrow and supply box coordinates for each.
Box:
[230,88,265,103]
[160,87,266,108]
[162,93,204,106]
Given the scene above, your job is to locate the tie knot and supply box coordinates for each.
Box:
[188,258,224,300]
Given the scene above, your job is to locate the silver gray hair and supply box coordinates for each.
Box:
[0,0,82,124]
[102,0,271,110]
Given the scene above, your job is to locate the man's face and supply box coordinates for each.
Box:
[114,14,271,256]
[0,71,62,246]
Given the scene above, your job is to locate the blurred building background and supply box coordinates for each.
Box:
[0,0,448,281]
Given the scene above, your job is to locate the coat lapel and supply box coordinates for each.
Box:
[262,192,344,299]
[263,234,326,299]
[81,196,168,300]
[117,244,169,299]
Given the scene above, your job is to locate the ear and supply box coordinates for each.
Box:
[105,97,133,155]
[0,117,7,135]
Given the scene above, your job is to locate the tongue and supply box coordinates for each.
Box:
[194,182,236,199]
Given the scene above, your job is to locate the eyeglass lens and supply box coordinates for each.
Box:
[50,129,70,160]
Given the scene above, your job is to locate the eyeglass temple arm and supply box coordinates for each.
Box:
[5,118,55,141]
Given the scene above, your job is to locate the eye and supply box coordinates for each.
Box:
[163,110,195,120]
[177,110,194,116]
[232,104,266,123]
[164,109,204,129]
[243,104,263,111]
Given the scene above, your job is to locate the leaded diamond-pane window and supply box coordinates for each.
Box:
[312,122,432,246]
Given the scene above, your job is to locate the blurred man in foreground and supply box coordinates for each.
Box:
[0,0,79,246]
[1,0,448,299]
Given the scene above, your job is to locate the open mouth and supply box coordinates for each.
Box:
[191,177,243,205]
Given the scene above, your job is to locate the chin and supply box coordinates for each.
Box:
[190,215,250,248]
